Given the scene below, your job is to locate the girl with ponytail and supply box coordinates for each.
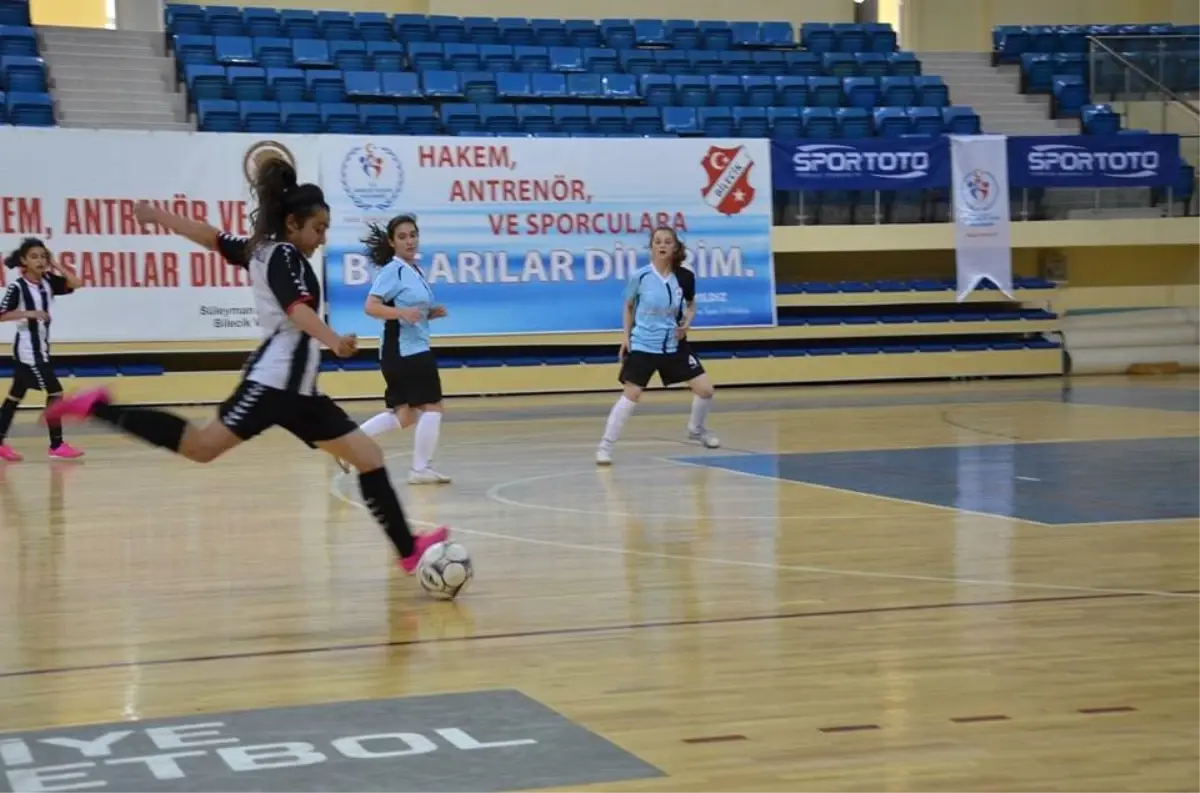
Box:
[45,157,452,575]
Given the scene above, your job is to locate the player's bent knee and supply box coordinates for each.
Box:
[622,384,644,402]
[693,384,715,399]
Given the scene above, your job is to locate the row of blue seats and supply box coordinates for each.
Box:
[0,53,40,92]
[1023,51,1200,96]
[0,23,36,56]
[0,0,26,28]
[167,8,805,51]
[993,23,1199,62]
[183,68,952,111]
[170,36,926,79]
[194,99,981,138]
[777,276,1057,293]
[0,90,53,125]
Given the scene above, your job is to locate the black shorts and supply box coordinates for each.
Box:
[11,361,62,395]
[218,379,358,449]
[382,350,443,409]
[619,344,705,388]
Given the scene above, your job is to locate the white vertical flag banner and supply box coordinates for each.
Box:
[950,134,1013,301]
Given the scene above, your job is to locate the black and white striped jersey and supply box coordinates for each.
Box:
[0,274,73,365]
[216,233,323,395]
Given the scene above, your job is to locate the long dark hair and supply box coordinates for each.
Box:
[650,226,686,272]
[248,158,328,251]
[362,213,419,267]
[4,237,47,270]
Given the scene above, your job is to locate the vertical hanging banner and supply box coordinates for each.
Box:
[319,136,777,337]
[950,134,1014,301]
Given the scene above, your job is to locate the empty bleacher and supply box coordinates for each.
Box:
[0,0,54,126]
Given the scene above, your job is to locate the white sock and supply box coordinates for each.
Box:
[602,396,637,445]
[360,411,400,437]
[413,411,442,471]
[688,395,713,433]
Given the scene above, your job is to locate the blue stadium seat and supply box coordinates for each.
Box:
[719,50,754,75]
[165,4,205,35]
[742,75,775,106]
[279,10,318,39]
[761,21,796,48]
[206,5,243,37]
[801,23,836,54]
[775,75,808,106]
[807,75,841,107]
[888,51,921,76]
[173,34,215,66]
[855,52,889,79]
[343,70,381,100]
[552,104,589,133]
[1081,103,1121,135]
[532,19,568,47]
[602,73,638,100]
[1028,25,1056,54]
[942,105,981,134]
[319,102,358,133]
[430,15,467,44]
[1053,52,1087,80]
[619,48,654,75]
[186,64,226,100]
[196,98,238,131]
[367,41,404,72]
[729,21,763,48]
[752,50,785,75]
[873,106,910,137]
[330,40,367,72]
[906,106,943,135]
[266,67,304,101]
[394,13,431,43]
[495,71,532,100]
[622,105,660,134]
[836,23,869,53]
[655,48,689,76]
[242,9,282,38]
[734,106,768,137]
[567,72,604,100]
[240,100,280,132]
[316,10,354,41]
[497,17,534,46]
[688,50,721,74]
[472,43,509,72]
[785,50,822,77]
[565,20,601,47]
[1052,76,1088,117]
[292,39,331,68]
[5,90,50,125]
[354,12,392,42]
[305,69,344,103]
[843,76,879,108]
[1,54,43,92]
[423,70,462,99]
[443,103,481,135]
[407,42,444,71]
[640,73,673,105]
[865,23,897,53]
[666,19,700,50]
[530,71,566,100]
[709,74,742,106]
[252,37,290,68]
[837,106,872,137]
[993,25,1029,64]
[227,66,266,100]
[914,75,948,106]
[517,103,554,133]
[549,45,583,72]
[214,35,255,65]
[589,104,625,133]
[769,106,802,138]
[584,47,618,73]
[698,106,734,136]
[1021,53,1053,93]
[460,71,496,103]
[880,75,915,105]
[398,104,439,134]
[514,44,549,72]
[822,52,857,78]
[600,19,635,50]
[634,18,668,47]
[802,106,836,137]
[661,105,699,134]
[675,75,708,106]
[699,21,734,50]
[280,101,319,133]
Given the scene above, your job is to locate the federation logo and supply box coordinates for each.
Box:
[959,168,999,212]
[701,145,756,216]
[242,139,296,185]
[340,142,405,212]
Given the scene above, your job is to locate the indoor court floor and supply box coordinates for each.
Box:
[0,374,1197,792]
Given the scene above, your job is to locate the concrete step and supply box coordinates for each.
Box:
[59,107,187,125]
[53,81,174,98]
[47,64,174,84]
[60,119,195,131]
[57,94,187,115]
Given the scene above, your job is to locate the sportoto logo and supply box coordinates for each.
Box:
[790,143,931,180]
[959,168,999,212]
[340,142,405,211]
[701,145,756,215]
[1027,143,1161,179]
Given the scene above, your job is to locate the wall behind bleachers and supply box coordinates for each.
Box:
[31,0,107,27]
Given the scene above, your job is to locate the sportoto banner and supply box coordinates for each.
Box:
[770,136,951,191]
[320,136,776,337]
[0,128,322,343]
[1007,133,1181,189]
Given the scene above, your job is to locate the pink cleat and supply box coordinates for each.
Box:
[399,526,451,574]
[0,445,23,462]
[48,443,84,459]
[43,387,113,426]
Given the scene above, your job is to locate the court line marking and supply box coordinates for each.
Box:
[329,458,1199,601]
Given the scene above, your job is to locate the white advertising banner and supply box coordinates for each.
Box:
[950,134,1014,301]
[0,128,322,343]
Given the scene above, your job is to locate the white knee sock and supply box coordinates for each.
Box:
[413,411,442,471]
[602,396,637,445]
[688,395,713,433]
[360,411,401,437]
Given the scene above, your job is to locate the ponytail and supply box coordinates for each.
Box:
[248,157,328,251]
[360,213,420,268]
[5,237,46,270]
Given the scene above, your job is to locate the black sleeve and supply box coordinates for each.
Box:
[678,267,696,303]
[0,284,18,315]
[215,233,251,268]
[266,244,315,313]
[48,273,74,296]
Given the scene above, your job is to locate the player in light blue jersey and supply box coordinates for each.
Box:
[596,226,719,465]
[337,214,451,485]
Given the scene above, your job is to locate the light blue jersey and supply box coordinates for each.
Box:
[625,265,684,355]
[370,258,434,359]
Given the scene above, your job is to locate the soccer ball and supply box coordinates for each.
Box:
[418,541,473,600]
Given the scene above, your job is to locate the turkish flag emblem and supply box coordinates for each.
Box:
[701,145,756,216]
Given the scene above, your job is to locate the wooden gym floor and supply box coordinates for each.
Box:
[0,374,1197,791]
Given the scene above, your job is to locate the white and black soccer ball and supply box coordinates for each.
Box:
[418,541,473,600]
